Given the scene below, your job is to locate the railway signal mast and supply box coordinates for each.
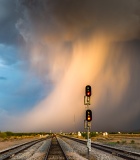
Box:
[84,85,92,159]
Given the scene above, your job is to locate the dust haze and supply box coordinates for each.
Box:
[2,0,140,132]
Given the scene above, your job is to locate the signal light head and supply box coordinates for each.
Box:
[86,109,92,122]
[85,85,91,97]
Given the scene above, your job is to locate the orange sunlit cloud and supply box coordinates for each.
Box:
[18,34,131,132]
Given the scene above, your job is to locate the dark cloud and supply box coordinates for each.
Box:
[93,39,140,132]
[0,0,28,69]
[19,0,140,42]
[0,0,139,45]
[0,0,22,45]
[0,1,27,71]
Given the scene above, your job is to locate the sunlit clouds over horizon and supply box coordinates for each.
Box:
[0,0,140,132]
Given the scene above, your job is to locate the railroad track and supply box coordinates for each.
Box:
[44,136,68,160]
[0,138,47,160]
[60,135,140,160]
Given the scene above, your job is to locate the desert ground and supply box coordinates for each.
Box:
[0,136,39,151]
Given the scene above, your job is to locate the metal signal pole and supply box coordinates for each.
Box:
[74,114,76,133]
[84,85,92,160]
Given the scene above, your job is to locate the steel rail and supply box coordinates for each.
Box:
[0,138,47,160]
[60,135,140,160]
[44,138,51,160]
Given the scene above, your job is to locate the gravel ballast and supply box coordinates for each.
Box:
[10,138,51,160]
[61,137,124,160]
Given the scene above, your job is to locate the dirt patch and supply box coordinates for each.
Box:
[0,137,38,151]
[91,134,140,152]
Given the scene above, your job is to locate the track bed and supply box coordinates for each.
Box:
[45,137,67,160]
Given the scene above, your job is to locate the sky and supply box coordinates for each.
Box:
[0,0,140,132]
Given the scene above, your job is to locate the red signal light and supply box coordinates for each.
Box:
[85,85,91,97]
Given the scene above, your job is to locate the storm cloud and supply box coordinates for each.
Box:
[0,0,22,45]
[0,0,140,132]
